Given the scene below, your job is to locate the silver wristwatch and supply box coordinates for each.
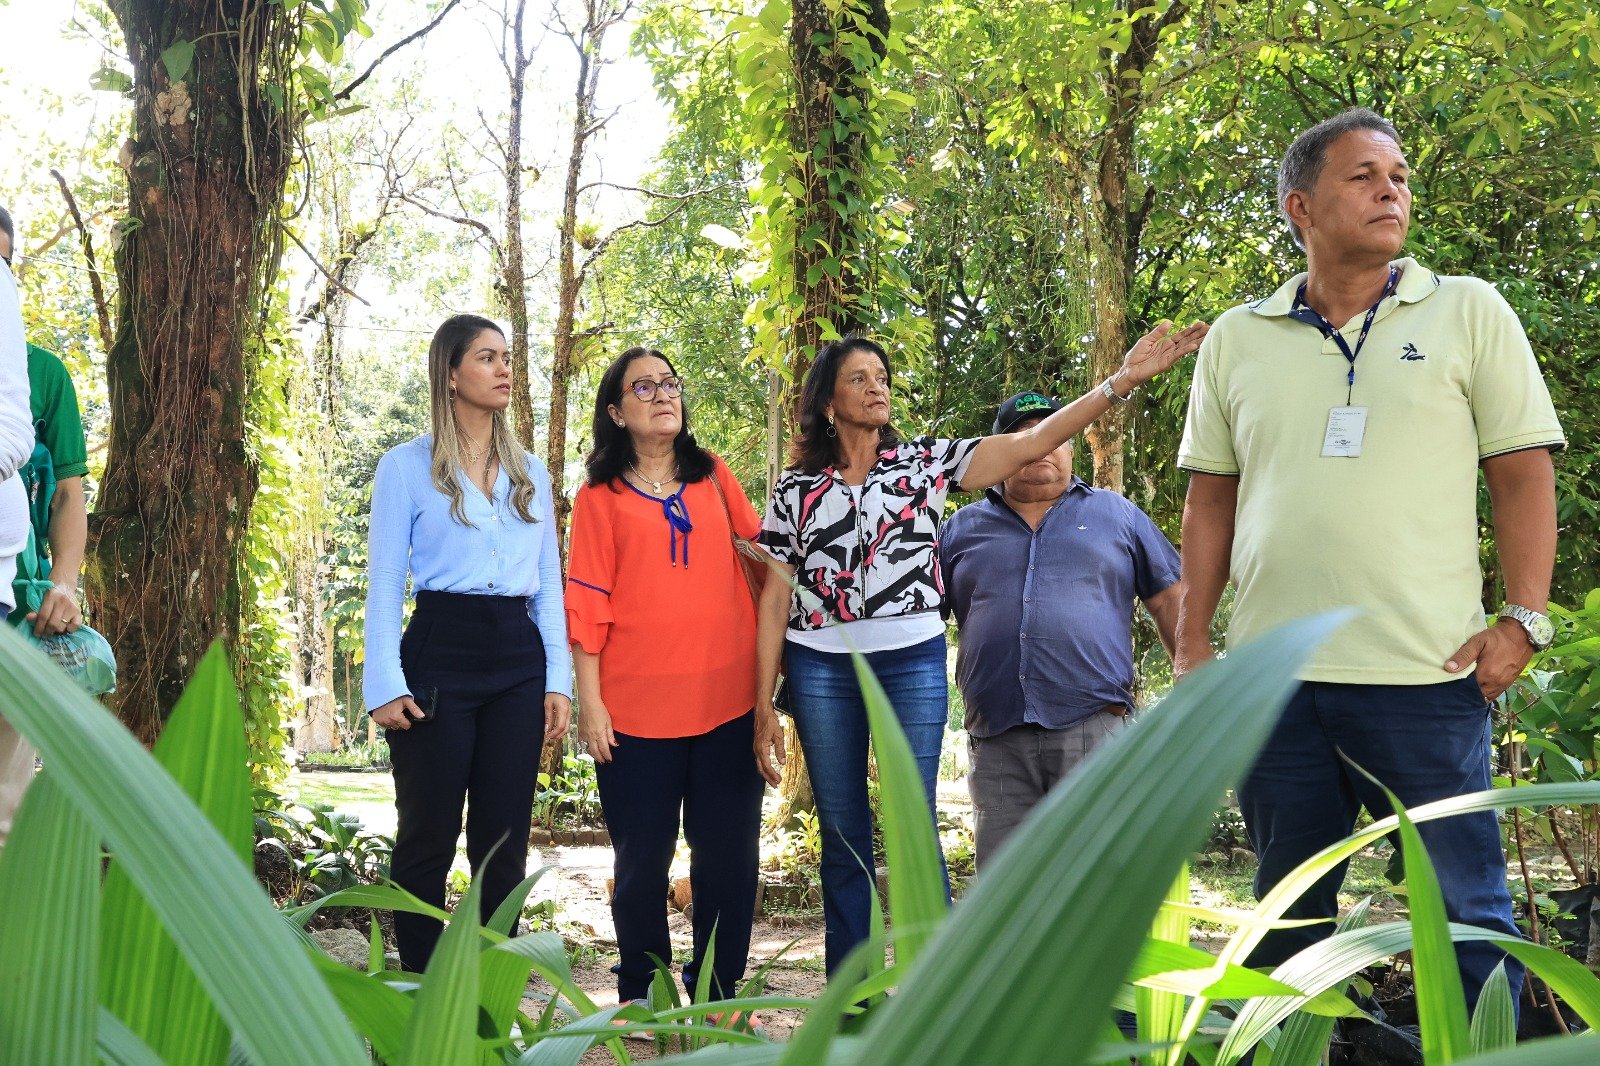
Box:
[1100,375,1132,405]
[1498,604,1555,650]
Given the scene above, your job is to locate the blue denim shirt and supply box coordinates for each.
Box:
[939,479,1179,736]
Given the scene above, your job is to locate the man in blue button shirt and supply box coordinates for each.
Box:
[941,391,1181,867]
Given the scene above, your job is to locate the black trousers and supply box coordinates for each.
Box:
[385,590,547,972]
[595,711,765,1002]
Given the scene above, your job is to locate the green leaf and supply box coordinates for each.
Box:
[491,933,601,1013]
[89,66,133,93]
[778,939,882,1063]
[1268,899,1374,1066]
[1449,1036,1600,1066]
[851,650,948,972]
[480,944,540,1050]
[1158,902,1327,931]
[0,631,368,1064]
[160,40,195,83]
[1386,785,1472,1062]
[486,867,552,936]
[0,775,100,1065]
[398,863,483,1065]
[1469,964,1515,1055]
[854,614,1349,1066]
[1129,939,1303,1000]
[1137,866,1191,1066]
[101,643,251,1063]
[511,1003,637,1066]
[1224,920,1600,1062]
[1208,778,1600,1049]
[291,881,451,925]
[95,1009,165,1066]
[368,915,385,975]
[311,954,412,1064]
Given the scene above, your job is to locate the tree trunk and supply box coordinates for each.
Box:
[771,0,892,825]
[1081,0,1180,492]
[295,204,380,755]
[786,0,890,376]
[548,0,631,552]
[549,0,619,556]
[91,0,295,741]
[504,0,537,452]
[294,541,337,752]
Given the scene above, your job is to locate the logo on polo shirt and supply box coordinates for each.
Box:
[1400,343,1426,362]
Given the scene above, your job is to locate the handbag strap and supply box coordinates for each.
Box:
[708,468,762,605]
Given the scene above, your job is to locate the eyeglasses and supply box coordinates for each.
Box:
[626,376,684,401]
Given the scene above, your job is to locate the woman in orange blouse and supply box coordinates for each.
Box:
[567,347,776,1012]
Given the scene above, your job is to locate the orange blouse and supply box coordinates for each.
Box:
[565,454,763,738]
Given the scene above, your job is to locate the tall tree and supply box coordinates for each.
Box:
[549,0,635,547]
[391,1,550,472]
[500,0,540,453]
[91,0,368,741]
[731,0,921,818]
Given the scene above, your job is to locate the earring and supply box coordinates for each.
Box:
[825,415,837,439]
[614,419,625,427]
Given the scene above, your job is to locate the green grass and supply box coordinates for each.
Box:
[1192,846,1401,914]
[287,771,395,809]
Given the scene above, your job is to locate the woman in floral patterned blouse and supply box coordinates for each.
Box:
[755,323,1206,975]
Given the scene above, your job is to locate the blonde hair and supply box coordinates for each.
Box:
[426,314,539,526]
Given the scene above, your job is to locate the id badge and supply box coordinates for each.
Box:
[1321,406,1368,458]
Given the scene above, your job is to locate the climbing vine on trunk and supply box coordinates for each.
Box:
[92,0,369,742]
[734,0,925,405]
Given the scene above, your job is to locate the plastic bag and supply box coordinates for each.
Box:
[23,623,117,695]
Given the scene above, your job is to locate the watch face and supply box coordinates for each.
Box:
[1529,614,1557,649]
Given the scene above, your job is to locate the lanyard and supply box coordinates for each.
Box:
[1288,265,1399,404]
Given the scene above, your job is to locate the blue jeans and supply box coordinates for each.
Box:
[1238,677,1524,1010]
[786,633,951,975]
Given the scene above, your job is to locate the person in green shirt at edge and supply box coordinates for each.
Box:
[0,205,90,851]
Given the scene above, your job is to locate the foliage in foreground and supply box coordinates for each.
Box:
[2,618,1600,1063]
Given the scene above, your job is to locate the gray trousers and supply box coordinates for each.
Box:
[967,711,1129,869]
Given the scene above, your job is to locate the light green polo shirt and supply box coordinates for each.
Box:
[1178,257,1565,684]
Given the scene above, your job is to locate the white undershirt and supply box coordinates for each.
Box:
[786,611,946,655]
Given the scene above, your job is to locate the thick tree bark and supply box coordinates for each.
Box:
[90,1,294,741]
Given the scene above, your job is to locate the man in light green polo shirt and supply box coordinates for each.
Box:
[1176,109,1563,1012]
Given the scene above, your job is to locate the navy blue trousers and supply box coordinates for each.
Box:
[1238,677,1524,1009]
[595,711,765,1002]
[386,590,547,972]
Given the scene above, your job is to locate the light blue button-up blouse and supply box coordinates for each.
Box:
[362,435,572,710]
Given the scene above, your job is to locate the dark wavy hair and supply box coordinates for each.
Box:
[585,347,716,488]
[786,336,901,473]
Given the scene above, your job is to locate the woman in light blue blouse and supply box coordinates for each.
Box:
[364,313,572,972]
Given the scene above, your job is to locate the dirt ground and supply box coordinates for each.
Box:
[511,841,827,1059]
